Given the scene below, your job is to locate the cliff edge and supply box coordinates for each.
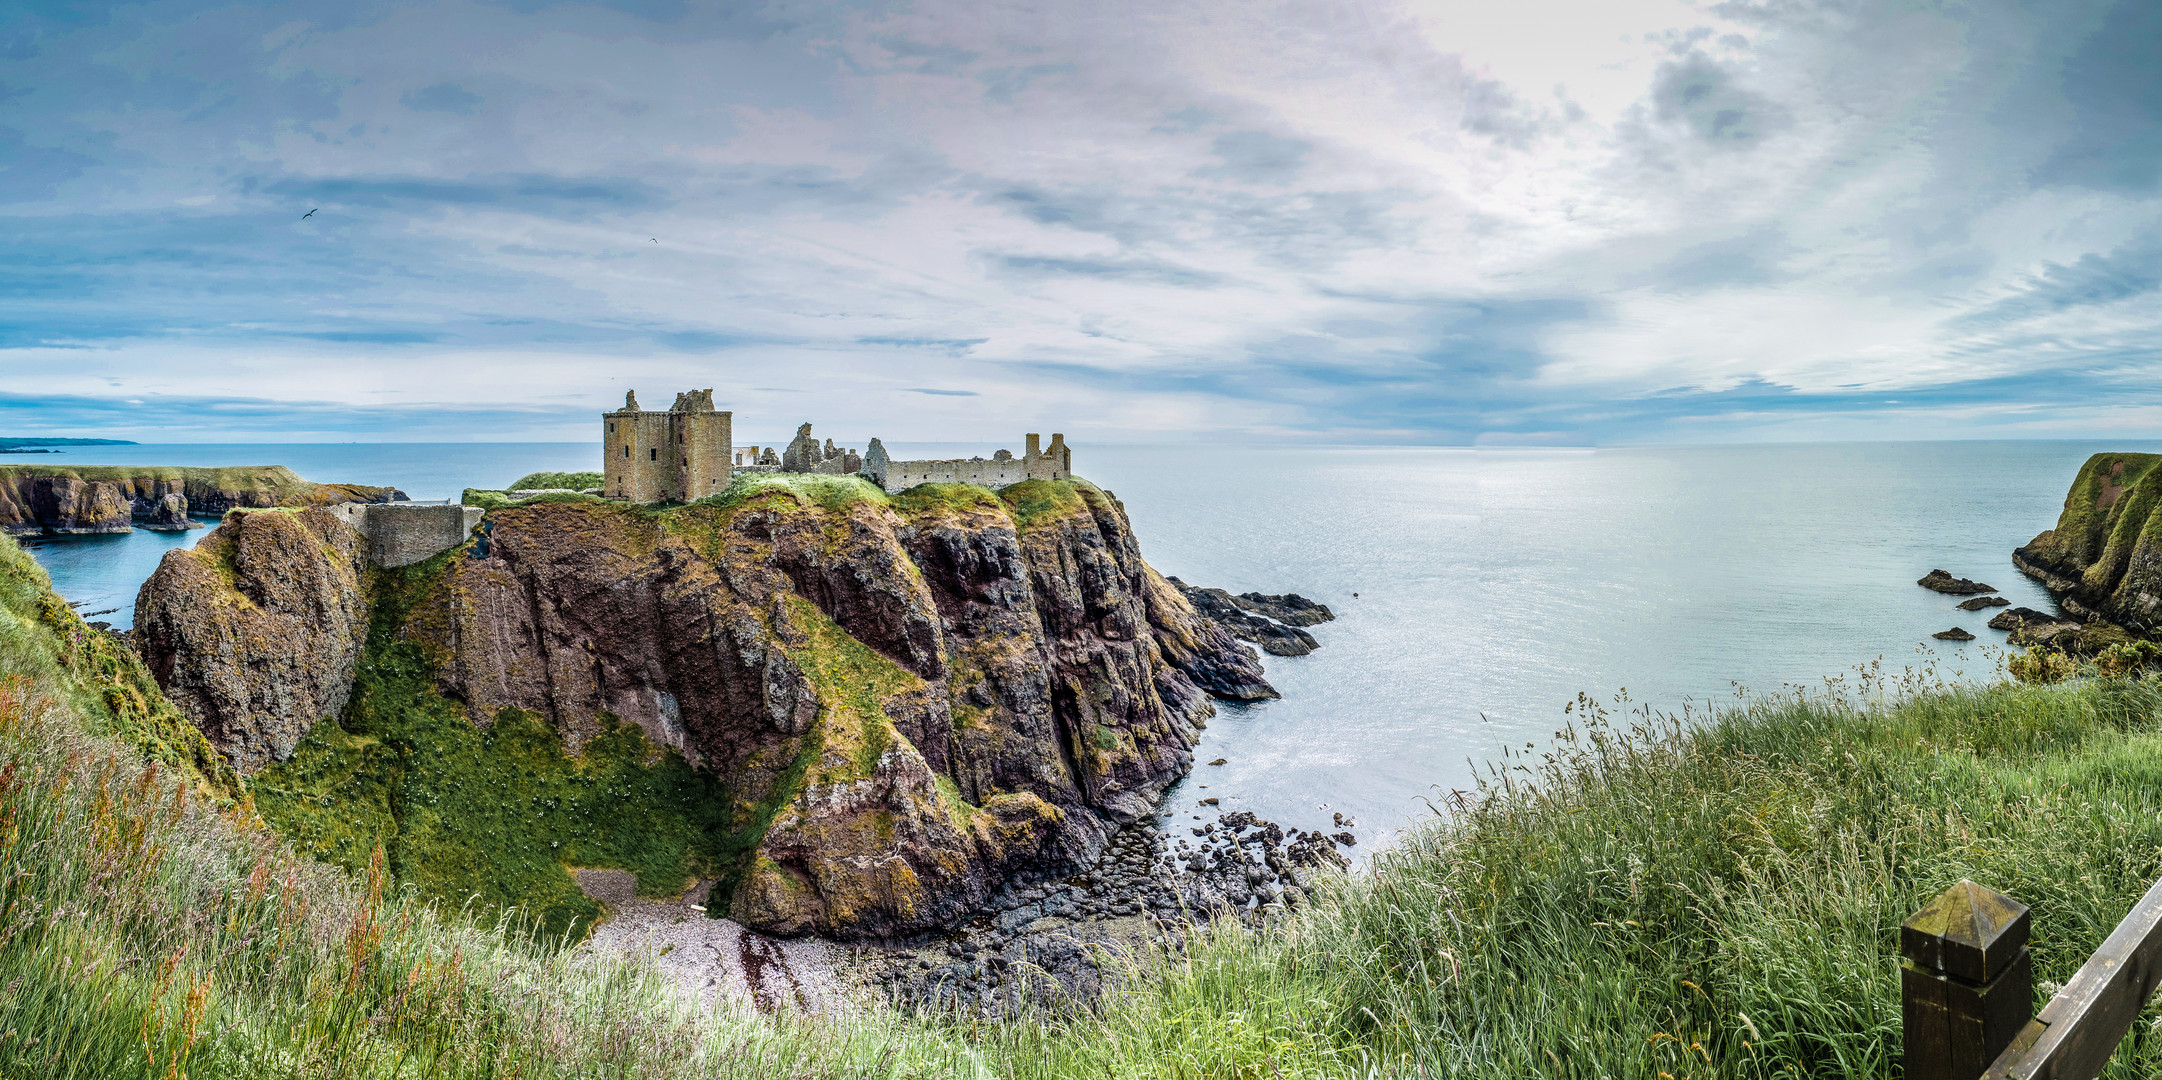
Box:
[2014,452,2162,632]
[135,477,1274,938]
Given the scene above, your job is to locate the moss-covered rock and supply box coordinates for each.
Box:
[2016,453,2162,632]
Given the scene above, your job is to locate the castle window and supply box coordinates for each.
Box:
[650,448,658,461]
[608,422,615,433]
[622,445,629,458]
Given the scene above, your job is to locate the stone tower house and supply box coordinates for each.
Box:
[603,389,733,502]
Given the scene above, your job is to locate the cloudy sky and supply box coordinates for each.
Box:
[2,0,2159,443]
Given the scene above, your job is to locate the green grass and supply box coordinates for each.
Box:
[691,471,891,514]
[507,471,604,491]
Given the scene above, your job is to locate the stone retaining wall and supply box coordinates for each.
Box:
[330,503,485,568]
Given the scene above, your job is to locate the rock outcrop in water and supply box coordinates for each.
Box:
[1917,569,1996,595]
[135,477,1274,939]
[0,465,403,535]
[1165,578,1333,657]
[2015,453,2162,633]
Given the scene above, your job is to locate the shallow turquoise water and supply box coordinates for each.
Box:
[16,439,2144,846]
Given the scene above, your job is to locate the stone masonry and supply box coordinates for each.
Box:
[603,389,733,502]
[869,433,1070,493]
[330,502,486,568]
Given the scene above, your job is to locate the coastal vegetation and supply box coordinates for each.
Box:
[506,471,604,491]
[249,549,741,940]
[10,507,2162,1074]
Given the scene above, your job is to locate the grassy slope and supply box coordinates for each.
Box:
[0,464,314,490]
[0,534,238,799]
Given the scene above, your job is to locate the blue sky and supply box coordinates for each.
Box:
[1,0,2159,444]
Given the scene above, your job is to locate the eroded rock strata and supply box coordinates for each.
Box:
[0,465,403,535]
[137,478,1273,939]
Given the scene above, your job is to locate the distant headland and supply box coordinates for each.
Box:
[0,437,137,454]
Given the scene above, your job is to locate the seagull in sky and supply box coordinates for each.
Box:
[302,209,317,219]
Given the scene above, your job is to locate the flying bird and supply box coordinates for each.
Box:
[650,238,658,243]
[302,209,317,219]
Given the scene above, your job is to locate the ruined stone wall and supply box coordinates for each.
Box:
[881,458,1031,491]
[603,411,675,502]
[877,433,1072,494]
[329,503,485,568]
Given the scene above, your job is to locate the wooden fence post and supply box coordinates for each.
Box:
[1902,880,2033,1080]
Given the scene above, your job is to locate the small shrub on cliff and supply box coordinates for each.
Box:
[2010,645,2078,683]
[2095,638,2162,679]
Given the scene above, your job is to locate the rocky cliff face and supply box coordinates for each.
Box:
[134,508,374,772]
[0,465,403,536]
[2015,452,2162,631]
[136,478,1273,939]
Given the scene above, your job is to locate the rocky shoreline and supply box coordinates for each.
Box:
[1166,578,1335,657]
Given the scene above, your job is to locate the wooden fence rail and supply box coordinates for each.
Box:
[1902,876,2162,1080]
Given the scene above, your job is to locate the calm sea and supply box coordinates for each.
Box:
[16,440,2142,846]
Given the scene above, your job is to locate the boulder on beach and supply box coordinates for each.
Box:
[1919,569,1996,595]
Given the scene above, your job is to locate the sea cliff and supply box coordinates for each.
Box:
[133,476,1273,938]
[0,464,404,535]
[2014,452,2162,632]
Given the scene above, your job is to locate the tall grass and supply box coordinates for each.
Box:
[989,665,2162,1079]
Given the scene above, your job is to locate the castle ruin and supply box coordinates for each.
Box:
[866,433,1069,493]
[603,389,733,502]
[603,389,1071,501]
